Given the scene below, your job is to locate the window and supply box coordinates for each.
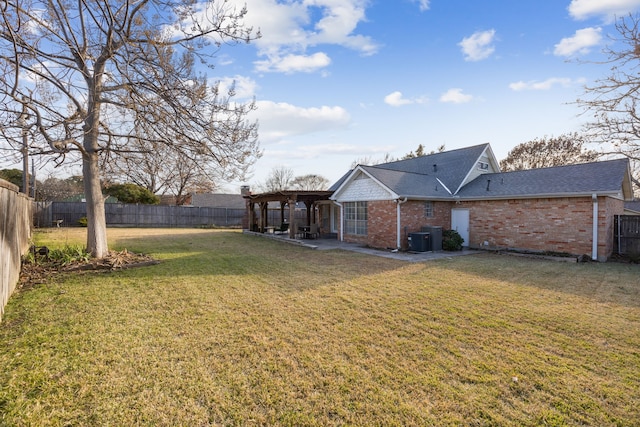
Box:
[424,201,434,217]
[344,201,368,235]
[477,161,489,170]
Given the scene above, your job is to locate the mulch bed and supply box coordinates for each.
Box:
[19,249,159,291]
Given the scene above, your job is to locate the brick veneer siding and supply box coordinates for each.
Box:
[398,201,452,249]
[458,196,623,260]
[342,200,452,250]
[339,196,623,259]
[359,200,397,249]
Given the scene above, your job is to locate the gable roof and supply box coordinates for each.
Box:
[456,158,632,200]
[331,143,495,200]
[373,143,492,194]
[360,166,450,199]
[330,143,633,202]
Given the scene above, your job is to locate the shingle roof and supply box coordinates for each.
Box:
[372,143,489,194]
[190,193,246,208]
[361,166,449,198]
[625,200,640,212]
[456,159,630,199]
[330,143,631,201]
[328,170,352,192]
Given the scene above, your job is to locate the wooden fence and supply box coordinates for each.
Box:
[0,179,32,322]
[33,202,308,229]
[614,215,640,256]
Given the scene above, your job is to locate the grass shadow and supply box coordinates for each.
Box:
[431,251,640,309]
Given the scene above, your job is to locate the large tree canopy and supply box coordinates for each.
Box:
[500,133,599,171]
[577,14,640,189]
[0,0,260,257]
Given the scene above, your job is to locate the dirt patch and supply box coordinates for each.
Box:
[19,249,159,291]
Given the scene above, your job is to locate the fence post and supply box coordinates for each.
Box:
[617,215,621,255]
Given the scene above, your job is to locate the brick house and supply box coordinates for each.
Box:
[326,143,633,261]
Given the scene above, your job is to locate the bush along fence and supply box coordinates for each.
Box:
[0,179,32,322]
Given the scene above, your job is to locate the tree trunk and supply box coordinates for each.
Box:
[83,149,109,258]
[83,91,109,258]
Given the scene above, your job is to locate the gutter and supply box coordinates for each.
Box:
[592,193,598,261]
[395,197,408,249]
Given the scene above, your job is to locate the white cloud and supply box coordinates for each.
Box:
[413,0,430,12]
[509,77,585,91]
[213,75,258,99]
[554,27,602,56]
[459,29,496,62]
[384,91,426,107]
[250,100,351,143]
[225,0,378,74]
[439,88,473,104]
[568,0,640,21]
[384,91,412,107]
[254,52,331,73]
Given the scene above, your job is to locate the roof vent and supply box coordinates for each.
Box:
[433,164,437,172]
[486,179,491,191]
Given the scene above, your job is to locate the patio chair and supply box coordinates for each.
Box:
[274,223,289,235]
[305,223,319,239]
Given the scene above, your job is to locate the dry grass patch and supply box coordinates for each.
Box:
[1,228,639,426]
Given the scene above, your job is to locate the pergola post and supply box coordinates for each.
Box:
[279,201,286,225]
[305,200,313,226]
[259,201,268,232]
[248,202,256,231]
[288,197,296,239]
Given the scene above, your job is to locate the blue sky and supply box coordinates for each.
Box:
[210,0,640,191]
[5,0,640,192]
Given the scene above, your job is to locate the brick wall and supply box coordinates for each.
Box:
[339,195,623,259]
[363,200,396,249]
[398,201,452,249]
[459,196,622,259]
[342,200,452,250]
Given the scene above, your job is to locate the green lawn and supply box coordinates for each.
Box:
[1,228,639,426]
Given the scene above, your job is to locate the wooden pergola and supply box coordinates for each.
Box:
[244,190,333,239]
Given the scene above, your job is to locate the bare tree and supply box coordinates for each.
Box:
[577,14,640,189]
[350,153,396,168]
[291,174,329,191]
[258,166,295,192]
[0,0,260,257]
[37,175,84,202]
[500,133,600,171]
[101,133,223,205]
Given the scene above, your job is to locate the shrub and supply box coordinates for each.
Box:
[443,229,464,251]
[103,183,159,204]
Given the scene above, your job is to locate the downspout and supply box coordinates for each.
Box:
[592,193,598,261]
[334,201,343,242]
[396,197,408,249]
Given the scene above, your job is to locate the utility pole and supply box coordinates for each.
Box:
[18,101,29,195]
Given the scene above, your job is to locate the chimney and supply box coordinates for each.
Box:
[240,185,251,196]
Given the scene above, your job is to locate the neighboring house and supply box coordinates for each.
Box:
[190,193,246,209]
[63,194,118,203]
[624,200,640,215]
[328,143,633,261]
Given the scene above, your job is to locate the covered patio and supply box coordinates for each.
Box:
[243,190,333,240]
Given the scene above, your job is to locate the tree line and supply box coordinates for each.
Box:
[2,2,640,258]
